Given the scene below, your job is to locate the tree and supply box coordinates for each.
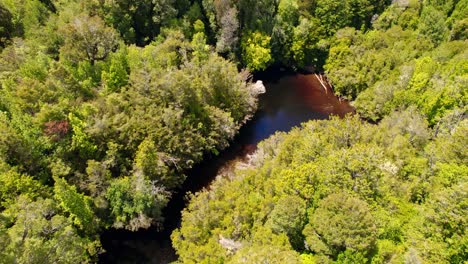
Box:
[271,0,300,65]
[266,195,307,250]
[0,3,14,48]
[336,249,369,264]
[418,6,448,46]
[303,192,377,258]
[216,6,239,57]
[99,0,178,45]
[422,183,467,262]
[241,31,272,71]
[291,17,325,67]
[60,14,119,65]
[68,112,98,161]
[105,175,169,231]
[0,196,98,263]
[0,169,45,210]
[238,0,277,33]
[54,177,96,234]
[134,138,180,188]
[315,0,352,35]
[101,46,129,94]
[0,0,50,38]
[191,20,210,63]
[229,244,302,264]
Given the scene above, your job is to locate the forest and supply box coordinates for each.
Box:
[0,0,466,263]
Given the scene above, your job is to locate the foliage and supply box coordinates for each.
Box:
[59,13,119,65]
[325,0,467,123]
[0,3,14,48]
[0,196,99,263]
[174,113,467,263]
[0,0,259,260]
[0,0,465,262]
[303,192,377,257]
[241,31,272,71]
[105,175,169,231]
[54,177,96,234]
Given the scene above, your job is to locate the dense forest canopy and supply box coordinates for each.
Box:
[173,0,467,263]
[0,0,466,263]
[0,0,262,261]
[174,112,467,263]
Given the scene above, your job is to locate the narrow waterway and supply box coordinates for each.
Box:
[99,70,354,263]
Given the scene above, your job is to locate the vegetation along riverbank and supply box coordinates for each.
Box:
[0,0,466,263]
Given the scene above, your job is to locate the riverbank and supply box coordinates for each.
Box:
[99,71,353,263]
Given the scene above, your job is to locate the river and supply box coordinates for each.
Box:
[99,70,354,263]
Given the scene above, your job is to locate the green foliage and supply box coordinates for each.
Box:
[422,183,467,262]
[101,46,129,94]
[105,175,169,231]
[54,177,96,234]
[266,195,307,250]
[59,14,119,65]
[0,169,46,210]
[271,0,300,65]
[0,0,465,261]
[0,0,50,38]
[303,192,377,257]
[0,196,99,263]
[238,0,277,32]
[191,22,210,63]
[198,0,388,69]
[326,0,467,123]
[241,31,272,71]
[174,113,467,263]
[68,112,98,160]
[418,5,448,45]
[229,243,302,263]
[315,0,352,35]
[291,17,325,67]
[0,0,261,260]
[0,3,14,48]
[336,249,369,263]
[134,138,180,188]
[99,0,180,45]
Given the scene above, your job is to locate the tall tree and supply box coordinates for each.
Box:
[60,14,119,65]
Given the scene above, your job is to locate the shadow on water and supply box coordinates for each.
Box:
[99,70,354,264]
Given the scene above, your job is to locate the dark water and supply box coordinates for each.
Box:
[99,71,354,264]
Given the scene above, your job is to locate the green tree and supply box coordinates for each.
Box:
[0,169,46,210]
[241,31,272,71]
[101,46,129,94]
[60,14,119,65]
[99,0,178,45]
[134,138,180,188]
[229,244,302,264]
[54,177,96,234]
[271,0,300,65]
[238,0,277,32]
[291,17,325,67]
[315,0,352,35]
[68,112,98,160]
[191,20,210,63]
[418,5,448,45]
[0,197,98,263]
[266,195,307,250]
[303,192,377,257]
[0,3,14,48]
[422,183,467,262]
[105,175,169,230]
